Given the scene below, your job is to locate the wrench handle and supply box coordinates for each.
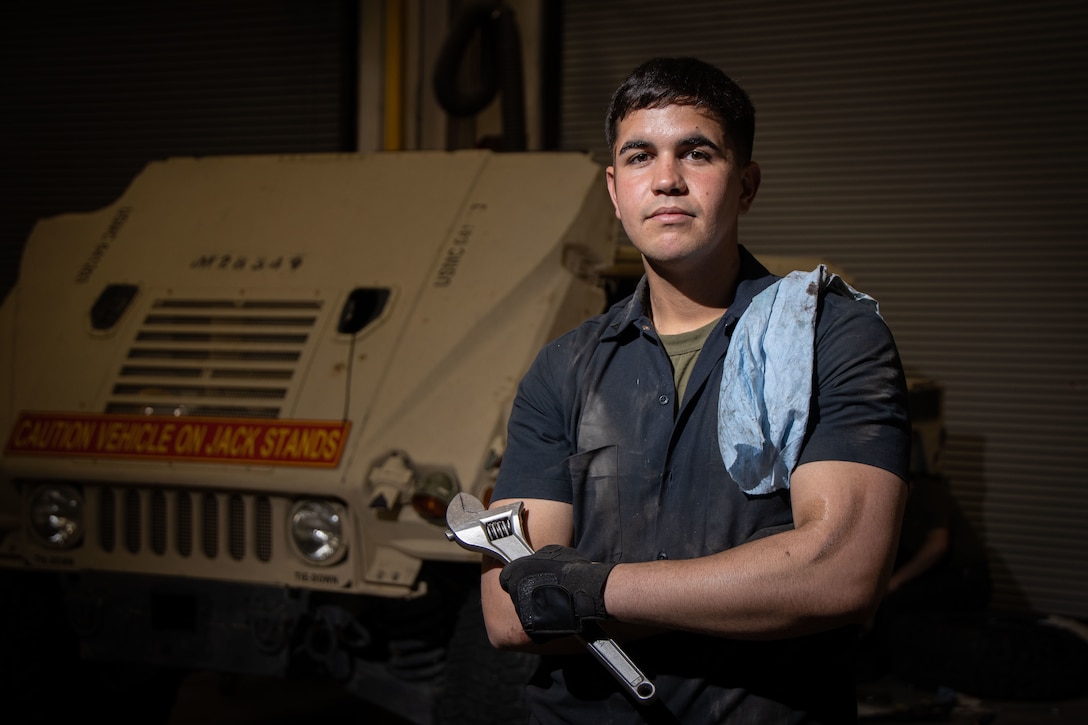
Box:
[580,623,657,702]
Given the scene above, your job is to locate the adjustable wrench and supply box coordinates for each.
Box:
[445,492,657,704]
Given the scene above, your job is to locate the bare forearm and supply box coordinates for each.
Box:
[603,530,882,639]
[605,462,907,639]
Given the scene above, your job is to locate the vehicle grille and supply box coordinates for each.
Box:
[105,297,323,419]
[95,486,274,562]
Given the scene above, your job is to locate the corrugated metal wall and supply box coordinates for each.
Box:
[0,0,356,302]
[560,0,1088,617]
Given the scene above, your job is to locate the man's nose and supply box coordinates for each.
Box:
[653,158,686,194]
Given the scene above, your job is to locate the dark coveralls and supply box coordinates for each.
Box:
[493,248,911,723]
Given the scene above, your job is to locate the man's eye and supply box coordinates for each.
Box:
[686,149,710,161]
[627,152,650,164]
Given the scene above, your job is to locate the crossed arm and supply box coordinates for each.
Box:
[480,459,907,650]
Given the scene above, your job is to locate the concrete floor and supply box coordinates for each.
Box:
[166,671,403,724]
[856,675,1088,724]
[161,670,1088,725]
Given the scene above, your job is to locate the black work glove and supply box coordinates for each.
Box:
[499,544,616,639]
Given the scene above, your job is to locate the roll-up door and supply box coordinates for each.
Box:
[560,0,1088,618]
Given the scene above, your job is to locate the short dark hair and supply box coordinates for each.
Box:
[605,57,756,164]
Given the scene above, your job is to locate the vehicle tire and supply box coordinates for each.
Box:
[437,585,539,725]
[0,572,74,724]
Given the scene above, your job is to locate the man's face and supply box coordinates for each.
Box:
[606,105,759,271]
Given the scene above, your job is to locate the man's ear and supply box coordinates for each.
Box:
[739,161,762,213]
[605,166,621,219]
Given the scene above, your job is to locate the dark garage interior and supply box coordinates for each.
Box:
[2,1,1086,723]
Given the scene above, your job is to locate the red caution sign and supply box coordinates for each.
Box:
[5,412,351,468]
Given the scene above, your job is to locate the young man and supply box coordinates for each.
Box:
[480,57,911,723]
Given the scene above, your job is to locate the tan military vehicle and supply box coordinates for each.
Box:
[0,150,614,723]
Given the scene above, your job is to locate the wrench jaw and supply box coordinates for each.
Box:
[443,527,505,560]
[444,494,534,563]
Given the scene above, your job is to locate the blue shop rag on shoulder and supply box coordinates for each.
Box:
[718,265,880,496]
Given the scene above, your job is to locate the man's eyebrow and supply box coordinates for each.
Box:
[679,135,722,151]
[617,139,651,156]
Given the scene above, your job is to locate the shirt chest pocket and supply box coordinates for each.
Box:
[565,446,624,563]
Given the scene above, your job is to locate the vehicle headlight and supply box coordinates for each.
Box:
[288,500,346,565]
[28,484,84,548]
